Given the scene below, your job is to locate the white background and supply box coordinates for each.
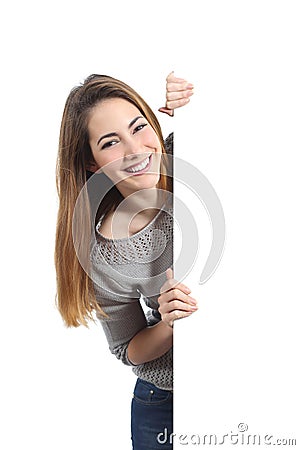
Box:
[1,1,299,449]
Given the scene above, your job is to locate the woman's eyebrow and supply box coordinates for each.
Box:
[128,115,143,129]
[97,132,118,146]
[96,116,144,146]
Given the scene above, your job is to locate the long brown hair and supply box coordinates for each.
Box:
[55,74,172,327]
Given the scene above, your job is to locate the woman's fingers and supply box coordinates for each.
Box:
[167,81,194,94]
[159,72,194,115]
[166,71,194,97]
[158,268,198,327]
[159,298,198,315]
[166,88,194,102]
[165,310,194,328]
[166,71,187,84]
[166,70,185,83]
[170,310,194,325]
[158,281,198,314]
[166,97,191,110]
[160,272,192,296]
[160,279,191,295]
[160,287,197,304]
[165,267,173,280]
[166,76,194,110]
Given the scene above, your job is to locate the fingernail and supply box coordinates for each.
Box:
[190,298,198,305]
[187,83,194,89]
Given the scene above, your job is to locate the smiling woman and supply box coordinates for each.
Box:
[54,72,195,449]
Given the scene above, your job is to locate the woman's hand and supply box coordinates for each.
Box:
[158,268,198,328]
[159,71,194,116]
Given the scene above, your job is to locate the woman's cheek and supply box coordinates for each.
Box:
[98,151,123,170]
[142,128,161,150]
[106,162,123,180]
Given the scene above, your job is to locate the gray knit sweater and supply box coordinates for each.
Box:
[90,133,173,391]
[90,193,173,391]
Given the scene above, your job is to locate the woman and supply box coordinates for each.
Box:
[55,72,197,449]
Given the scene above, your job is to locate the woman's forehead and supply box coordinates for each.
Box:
[88,98,143,132]
[92,97,140,117]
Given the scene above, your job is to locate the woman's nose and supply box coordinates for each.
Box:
[123,137,143,159]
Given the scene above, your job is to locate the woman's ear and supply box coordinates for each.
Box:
[86,161,102,173]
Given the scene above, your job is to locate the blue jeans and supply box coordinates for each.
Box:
[131,378,173,449]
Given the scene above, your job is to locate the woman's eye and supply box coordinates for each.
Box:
[133,123,147,134]
[101,140,119,150]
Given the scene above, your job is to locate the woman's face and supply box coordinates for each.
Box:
[88,98,162,198]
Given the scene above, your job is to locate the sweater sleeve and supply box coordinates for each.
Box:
[94,287,147,366]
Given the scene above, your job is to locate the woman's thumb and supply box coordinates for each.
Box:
[166,268,173,280]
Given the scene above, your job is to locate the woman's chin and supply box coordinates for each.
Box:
[117,174,160,196]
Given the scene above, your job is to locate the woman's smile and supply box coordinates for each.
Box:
[123,153,152,174]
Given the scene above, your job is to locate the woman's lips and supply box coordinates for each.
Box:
[124,154,152,175]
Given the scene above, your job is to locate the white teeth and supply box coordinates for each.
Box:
[125,156,150,173]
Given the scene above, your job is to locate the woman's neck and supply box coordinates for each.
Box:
[101,188,170,239]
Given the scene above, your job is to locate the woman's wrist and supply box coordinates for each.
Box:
[127,319,173,365]
[159,318,174,332]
